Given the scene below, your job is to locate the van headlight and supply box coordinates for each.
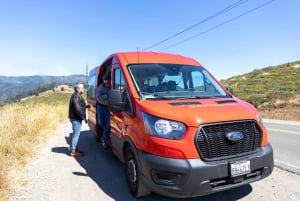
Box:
[257,113,264,126]
[142,112,186,140]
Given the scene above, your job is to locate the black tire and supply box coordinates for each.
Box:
[125,147,151,198]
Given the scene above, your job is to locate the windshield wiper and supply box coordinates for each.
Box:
[193,96,216,99]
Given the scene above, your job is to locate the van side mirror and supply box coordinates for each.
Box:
[227,87,234,95]
[108,89,123,112]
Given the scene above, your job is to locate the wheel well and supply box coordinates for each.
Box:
[123,140,151,197]
[123,141,132,158]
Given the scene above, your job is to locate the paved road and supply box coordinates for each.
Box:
[12,121,300,201]
[264,119,300,174]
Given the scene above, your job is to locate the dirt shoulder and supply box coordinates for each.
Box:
[10,121,300,201]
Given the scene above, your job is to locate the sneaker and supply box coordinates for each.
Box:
[70,151,83,157]
[102,141,108,149]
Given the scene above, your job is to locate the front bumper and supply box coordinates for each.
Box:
[137,143,274,198]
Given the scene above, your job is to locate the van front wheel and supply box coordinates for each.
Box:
[125,147,150,198]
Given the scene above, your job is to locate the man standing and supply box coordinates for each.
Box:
[96,74,111,148]
[68,83,88,157]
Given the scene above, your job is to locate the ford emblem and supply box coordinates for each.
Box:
[225,131,244,143]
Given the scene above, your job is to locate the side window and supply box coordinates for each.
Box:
[114,68,133,115]
[114,68,126,89]
[202,71,226,95]
[191,71,204,91]
[87,73,96,99]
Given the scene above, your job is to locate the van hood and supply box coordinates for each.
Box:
[139,98,258,127]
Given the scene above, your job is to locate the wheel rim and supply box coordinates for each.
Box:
[126,153,138,192]
[128,159,137,184]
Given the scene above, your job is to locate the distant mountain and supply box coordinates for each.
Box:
[0,74,86,104]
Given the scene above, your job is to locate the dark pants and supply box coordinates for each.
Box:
[97,104,110,142]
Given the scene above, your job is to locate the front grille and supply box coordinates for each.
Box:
[195,121,262,161]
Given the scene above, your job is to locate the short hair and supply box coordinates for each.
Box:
[74,83,84,92]
[103,73,111,81]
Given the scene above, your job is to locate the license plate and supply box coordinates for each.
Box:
[230,160,251,177]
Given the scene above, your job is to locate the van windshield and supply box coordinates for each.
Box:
[128,64,230,100]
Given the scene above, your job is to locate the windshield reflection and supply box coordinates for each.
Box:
[128,64,229,100]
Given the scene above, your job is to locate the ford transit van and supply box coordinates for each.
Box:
[87,51,273,198]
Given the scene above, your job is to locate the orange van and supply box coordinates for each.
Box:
[87,51,274,198]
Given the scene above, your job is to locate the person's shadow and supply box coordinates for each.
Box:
[52,130,252,201]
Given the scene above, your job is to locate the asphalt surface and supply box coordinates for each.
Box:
[264,119,300,174]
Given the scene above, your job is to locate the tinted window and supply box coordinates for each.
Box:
[114,68,133,114]
[87,73,96,99]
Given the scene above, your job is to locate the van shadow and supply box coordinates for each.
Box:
[52,130,253,201]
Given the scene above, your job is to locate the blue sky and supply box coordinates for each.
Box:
[0,0,299,79]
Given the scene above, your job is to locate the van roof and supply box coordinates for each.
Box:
[111,51,202,66]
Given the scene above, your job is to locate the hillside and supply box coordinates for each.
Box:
[1,62,299,120]
[221,61,300,121]
[0,75,86,104]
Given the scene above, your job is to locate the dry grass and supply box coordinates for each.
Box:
[259,94,300,121]
[260,107,300,121]
[0,92,70,201]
